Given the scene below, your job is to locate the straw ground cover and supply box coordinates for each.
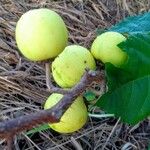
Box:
[0,0,150,149]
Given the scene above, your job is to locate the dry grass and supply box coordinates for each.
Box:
[0,0,150,149]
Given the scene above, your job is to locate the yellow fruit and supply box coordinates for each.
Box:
[52,45,96,88]
[15,8,68,61]
[44,93,88,133]
[91,31,127,67]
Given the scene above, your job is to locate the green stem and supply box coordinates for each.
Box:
[88,113,114,118]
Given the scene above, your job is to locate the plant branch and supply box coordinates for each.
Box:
[45,62,70,94]
[6,135,13,150]
[0,70,104,139]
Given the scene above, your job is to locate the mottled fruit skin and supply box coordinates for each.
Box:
[44,93,88,133]
[52,45,96,88]
[15,8,68,61]
[91,31,127,67]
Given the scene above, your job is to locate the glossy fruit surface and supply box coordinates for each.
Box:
[44,93,88,133]
[91,31,127,67]
[52,45,96,88]
[16,8,68,61]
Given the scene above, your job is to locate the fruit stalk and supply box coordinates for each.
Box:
[0,70,104,140]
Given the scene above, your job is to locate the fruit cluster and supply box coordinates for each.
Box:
[15,8,127,133]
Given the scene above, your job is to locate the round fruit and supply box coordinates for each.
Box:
[52,45,96,88]
[44,93,88,133]
[91,31,127,67]
[15,8,68,61]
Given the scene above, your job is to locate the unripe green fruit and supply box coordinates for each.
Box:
[91,31,127,67]
[44,93,88,133]
[15,8,68,61]
[52,45,96,88]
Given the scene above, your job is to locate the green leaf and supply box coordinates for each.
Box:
[96,12,150,125]
[96,29,107,35]
[109,12,150,34]
[25,124,50,135]
[106,33,150,91]
[96,33,150,124]
[148,143,150,150]
[96,75,150,125]
[84,91,96,101]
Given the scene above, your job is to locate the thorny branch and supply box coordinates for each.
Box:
[0,62,104,149]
